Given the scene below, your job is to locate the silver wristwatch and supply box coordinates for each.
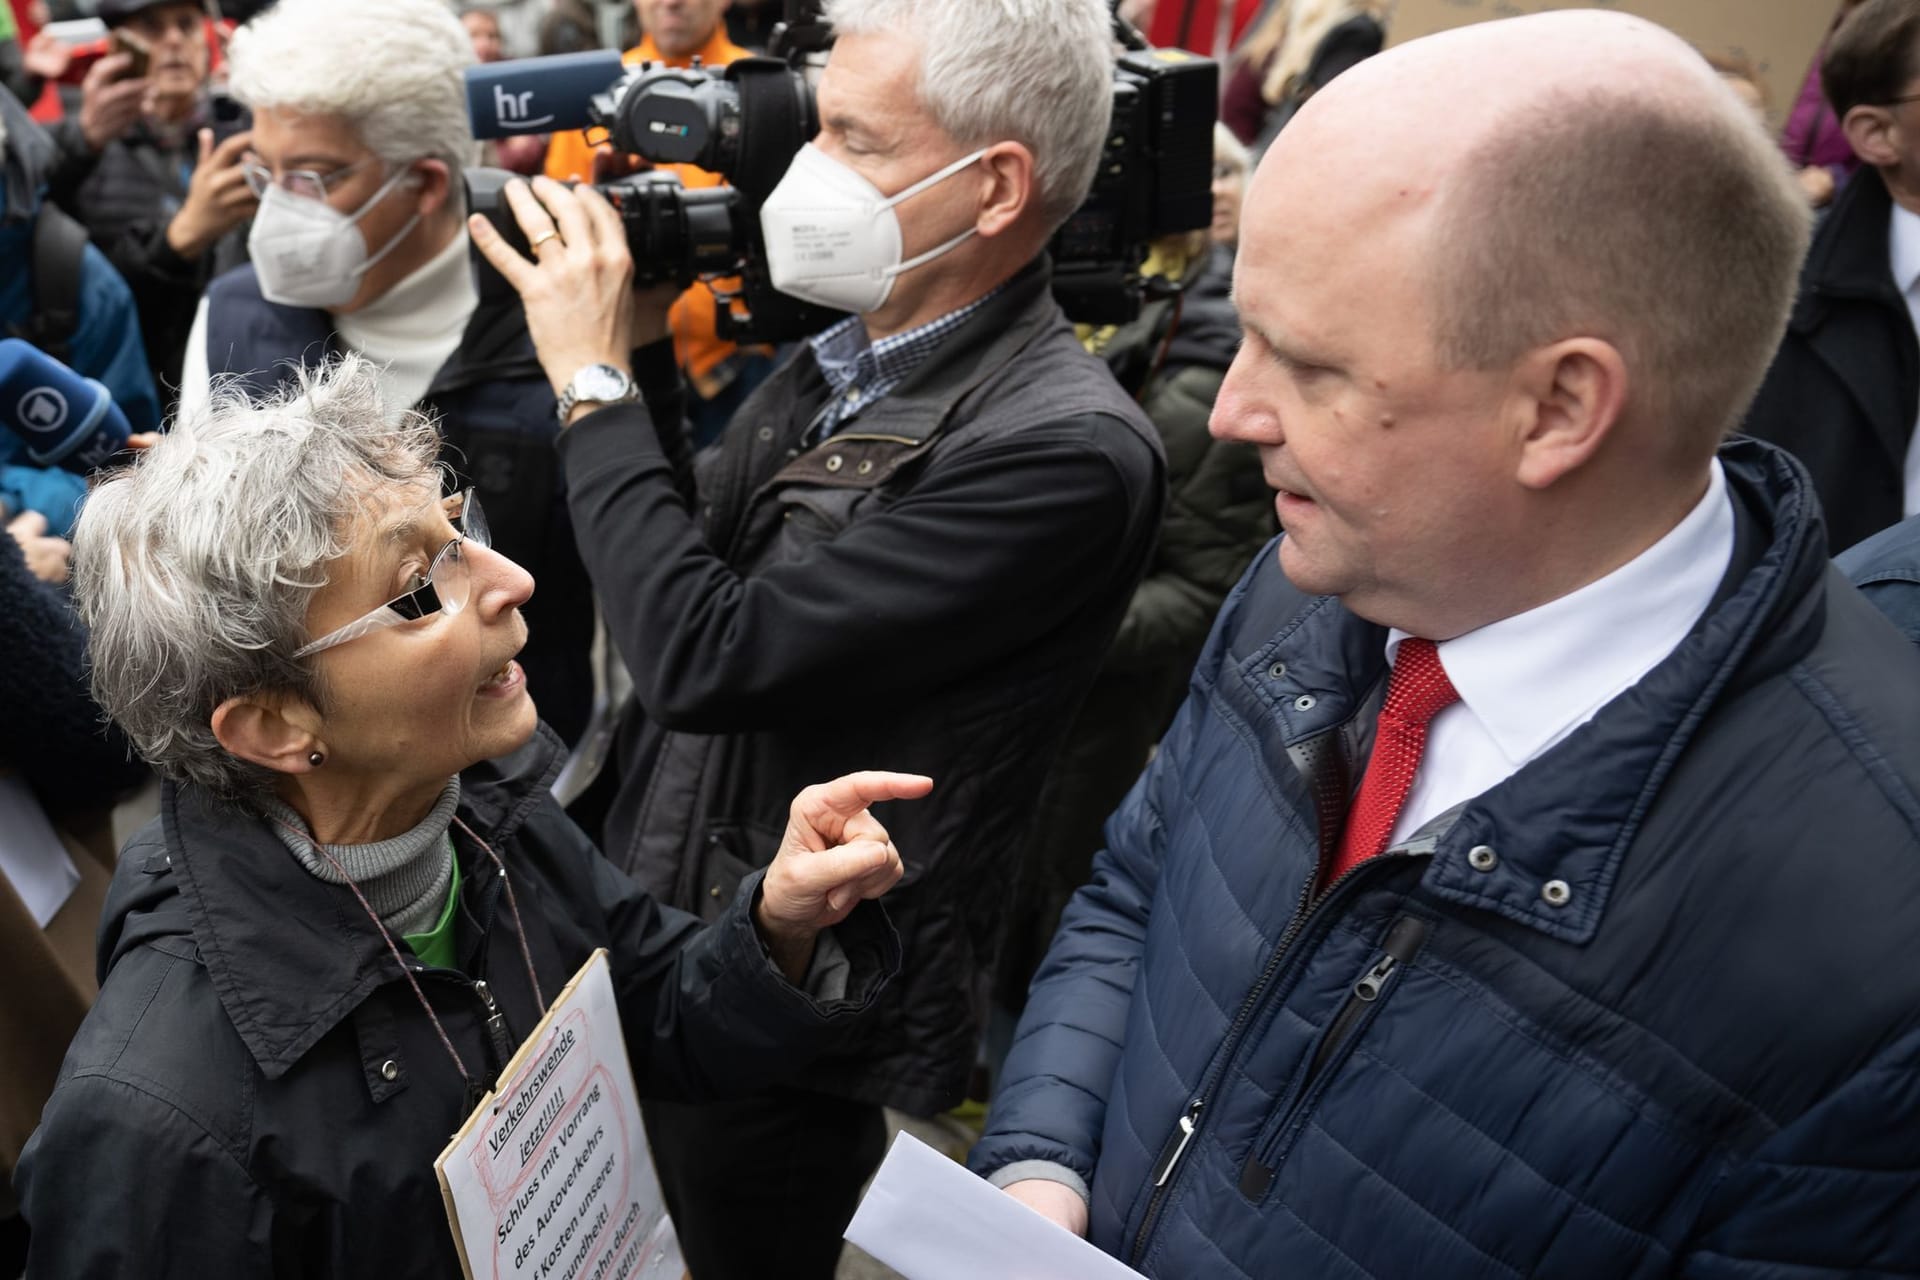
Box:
[555,363,639,423]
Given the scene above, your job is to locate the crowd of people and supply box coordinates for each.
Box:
[1,0,1918,1276]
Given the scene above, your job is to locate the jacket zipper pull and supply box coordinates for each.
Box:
[1353,954,1398,1001]
[473,979,514,1063]
[1153,1100,1205,1188]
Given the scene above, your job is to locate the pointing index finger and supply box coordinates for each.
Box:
[798,771,935,823]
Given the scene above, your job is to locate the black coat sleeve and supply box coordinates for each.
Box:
[557,388,1160,735]
[19,1073,275,1278]
[542,801,900,1099]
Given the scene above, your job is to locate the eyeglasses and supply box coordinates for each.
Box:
[294,491,491,659]
[242,154,381,202]
[1878,92,1920,108]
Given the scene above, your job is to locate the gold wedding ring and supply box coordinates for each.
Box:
[529,230,560,251]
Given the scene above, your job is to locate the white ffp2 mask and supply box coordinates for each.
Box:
[759,143,990,315]
[247,167,422,309]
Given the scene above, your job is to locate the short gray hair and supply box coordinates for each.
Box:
[1428,86,1811,448]
[228,0,479,180]
[823,0,1113,229]
[72,357,443,802]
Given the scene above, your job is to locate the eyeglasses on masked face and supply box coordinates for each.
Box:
[293,490,492,659]
[241,154,384,203]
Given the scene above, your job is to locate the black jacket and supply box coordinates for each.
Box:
[559,259,1166,1114]
[1744,165,1919,553]
[14,728,899,1278]
[995,247,1272,1011]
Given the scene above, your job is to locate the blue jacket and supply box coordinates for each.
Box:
[0,88,160,535]
[973,439,1920,1277]
[1839,513,1920,647]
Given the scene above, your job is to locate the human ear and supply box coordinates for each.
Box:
[1841,105,1899,169]
[410,158,453,219]
[1509,337,1628,490]
[211,695,325,776]
[975,141,1035,239]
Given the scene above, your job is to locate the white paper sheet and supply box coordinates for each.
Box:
[0,774,81,928]
[844,1133,1147,1280]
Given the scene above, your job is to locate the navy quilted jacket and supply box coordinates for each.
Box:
[973,439,1920,1277]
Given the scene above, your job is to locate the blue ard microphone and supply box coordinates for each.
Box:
[465,50,626,140]
[0,338,132,473]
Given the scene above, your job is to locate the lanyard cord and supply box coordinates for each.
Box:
[272,818,475,1087]
[265,810,549,1089]
[452,814,547,1019]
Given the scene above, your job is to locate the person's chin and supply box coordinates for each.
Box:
[1276,530,1345,598]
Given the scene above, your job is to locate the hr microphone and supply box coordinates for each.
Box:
[465,50,627,141]
[0,338,132,473]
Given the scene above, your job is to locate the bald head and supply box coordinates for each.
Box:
[1250,9,1810,453]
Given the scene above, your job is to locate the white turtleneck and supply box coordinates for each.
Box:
[177,228,479,423]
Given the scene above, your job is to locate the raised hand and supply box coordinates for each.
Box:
[755,770,934,982]
[77,52,148,153]
[165,129,259,260]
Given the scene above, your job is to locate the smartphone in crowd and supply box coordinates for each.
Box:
[208,90,252,145]
[46,20,153,86]
[108,28,152,80]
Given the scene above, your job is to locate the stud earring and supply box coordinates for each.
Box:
[308,751,325,767]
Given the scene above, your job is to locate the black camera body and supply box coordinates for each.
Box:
[464,7,1216,342]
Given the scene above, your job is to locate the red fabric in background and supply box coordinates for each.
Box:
[1147,0,1262,57]
[8,0,65,121]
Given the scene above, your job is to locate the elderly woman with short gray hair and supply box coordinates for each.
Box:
[14,356,927,1279]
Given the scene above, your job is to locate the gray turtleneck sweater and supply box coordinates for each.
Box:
[263,777,460,939]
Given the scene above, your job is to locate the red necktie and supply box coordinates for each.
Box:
[1325,637,1460,886]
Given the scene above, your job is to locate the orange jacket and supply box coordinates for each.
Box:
[546,29,754,389]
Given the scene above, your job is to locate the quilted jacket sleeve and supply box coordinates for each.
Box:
[1675,1024,1920,1278]
[966,703,1182,1191]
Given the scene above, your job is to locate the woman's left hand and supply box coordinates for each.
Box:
[755,771,934,982]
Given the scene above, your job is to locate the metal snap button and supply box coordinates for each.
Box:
[756,426,773,442]
[1541,879,1572,907]
[856,459,874,475]
[1293,694,1317,711]
[1467,845,1497,872]
[825,455,844,472]
[1267,661,1287,680]
[709,885,723,899]
[380,1059,400,1082]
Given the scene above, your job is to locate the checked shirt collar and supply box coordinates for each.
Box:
[805,282,1005,443]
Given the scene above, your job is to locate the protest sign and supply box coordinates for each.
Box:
[436,949,683,1280]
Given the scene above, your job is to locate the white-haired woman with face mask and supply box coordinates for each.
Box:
[174,0,602,750]
[13,356,926,1279]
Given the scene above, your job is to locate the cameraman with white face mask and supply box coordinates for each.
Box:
[177,0,601,753]
[472,1,1166,1273]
